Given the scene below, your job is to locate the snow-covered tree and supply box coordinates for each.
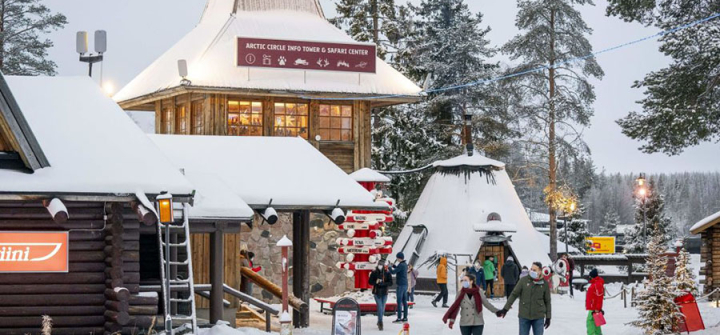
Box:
[609,0,720,155]
[559,202,591,253]
[502,0,604,261]
[673,247,698,295]
[0,0,67,75]
[625,178,674,253]
[331,0,399,60]
[599,210,621,236]
[629,225,683,334]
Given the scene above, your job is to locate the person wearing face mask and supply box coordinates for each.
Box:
[465,260,486,291]
[442,274,500,335]
[497,262,552,335]
[519,266,529,278]
[369,261,393,330]
[585,269,605,335]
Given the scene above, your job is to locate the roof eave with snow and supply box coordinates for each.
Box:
[690,210,720,234]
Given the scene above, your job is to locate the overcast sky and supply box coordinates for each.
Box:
[44,0,719,174]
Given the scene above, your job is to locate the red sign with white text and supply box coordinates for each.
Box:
[0,232,69,273]
[236,37,376,73]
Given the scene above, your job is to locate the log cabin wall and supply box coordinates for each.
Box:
[0,200,155,335]
[700,225,718,294]
[152,93,372,173]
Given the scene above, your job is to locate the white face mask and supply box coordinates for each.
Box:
[462,281,470,289]
[529,271,539,279]
[474,263,480,268]
[377,265,384,270]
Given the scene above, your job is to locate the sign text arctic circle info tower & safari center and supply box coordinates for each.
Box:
[236,37,376,74]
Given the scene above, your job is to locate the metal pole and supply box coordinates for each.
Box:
[89,62,93,77]
[564,215,569,254]
[210,230,224,324]
[165,223,172,334]
[642,198,647,248]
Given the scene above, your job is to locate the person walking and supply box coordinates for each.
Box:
[389,252,409,323]
[465,260,486,291]
[483,256,496,298]
[408,264,419,307]
[496,262,552,335]
[442,273,501,335]
[369,261,393,330]
[501,256,520,299]
[586,269,605,335]
[432,256,449,308]
[562,253,576,297]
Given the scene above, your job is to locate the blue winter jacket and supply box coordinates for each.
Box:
[465,266,486,289]
[390,260,409,286]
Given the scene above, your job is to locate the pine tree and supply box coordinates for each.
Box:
[0,0,67,75]
[502,0,604,261]
[629,225,683,334]
[609,0,720,155]
[600,210,621,236]
[330,0,399,59]
[673,247,698,295]
[625,178,674,253]
[559,203,590,253]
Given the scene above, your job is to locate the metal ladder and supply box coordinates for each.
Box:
[157,203,198,334]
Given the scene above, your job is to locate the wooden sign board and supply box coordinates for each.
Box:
[332,297,361,335]
[0,231,69,272]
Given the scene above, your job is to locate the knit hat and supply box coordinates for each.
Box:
[589,268,599,278]
[507,256,514,262]
[396,252,405,260]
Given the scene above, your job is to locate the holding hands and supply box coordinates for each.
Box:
[495,309,507,318]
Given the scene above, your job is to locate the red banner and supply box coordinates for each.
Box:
[236,37,376,73]
[0,232,69,273]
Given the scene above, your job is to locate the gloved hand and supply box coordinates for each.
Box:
[544,318,551,329]
[496,309,508,318]
[600,309,605,315]
[448,321,454,329]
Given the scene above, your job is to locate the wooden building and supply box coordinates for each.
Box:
[114,0,422,173]
[0,75,195,334]
[690,211,720,300]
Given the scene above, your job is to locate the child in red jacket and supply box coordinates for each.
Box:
[586,269,604,335]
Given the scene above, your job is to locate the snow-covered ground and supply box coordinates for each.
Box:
[202,254,719,334]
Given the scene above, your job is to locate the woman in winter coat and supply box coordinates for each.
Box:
[369,262,393,330]
[442,273,500,335]
[408,264,419,305]
[586,269,605,335]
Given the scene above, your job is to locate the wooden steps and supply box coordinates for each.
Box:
[235,304,280,332]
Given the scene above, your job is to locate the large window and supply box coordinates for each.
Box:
[274,103,308,139]
[162,107,173,134]
[175,105,187,134]
[318,104,352,141]
[228,100,263,136]
[191,101,203,135]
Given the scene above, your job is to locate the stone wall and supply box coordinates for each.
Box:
[245,213,355,302]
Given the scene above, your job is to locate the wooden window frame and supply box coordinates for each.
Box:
[273,102,309,139]
[191,100,203,135]
[175,105,187,134]
[227,100,263,136]
[162,107,173,134]
[318,104,353,142]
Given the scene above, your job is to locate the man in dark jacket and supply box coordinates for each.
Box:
[501,256,521,298]
[369,262,393,330]
[390,252,409,323]
[497,262,552,335]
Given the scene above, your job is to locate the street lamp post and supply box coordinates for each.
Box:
[564,201,576,254]
[636,173,648,248]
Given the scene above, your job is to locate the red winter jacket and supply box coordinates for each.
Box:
[585,276,604,311]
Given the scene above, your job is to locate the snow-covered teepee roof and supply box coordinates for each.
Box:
[115,0,421,106]
[392,151,551,279]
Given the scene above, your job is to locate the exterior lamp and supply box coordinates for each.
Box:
[636,172,649,247]
[328,207,346,225]
[156,193,174,224]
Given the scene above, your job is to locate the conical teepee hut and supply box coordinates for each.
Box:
[392,151,551,295]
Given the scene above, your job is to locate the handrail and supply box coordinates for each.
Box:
[240,267,308,312]
[222,284,279,316]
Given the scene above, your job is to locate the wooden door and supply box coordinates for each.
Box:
[475,243,509,297]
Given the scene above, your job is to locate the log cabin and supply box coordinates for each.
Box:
[114,0,422,173]
[0,75,195,334]
[690,211,720,302]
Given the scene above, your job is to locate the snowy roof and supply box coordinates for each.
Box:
[349,168,390,183]
[392,152,549,278]
[527,211,550,223]
[149,135,386,210]
[0,74,48,171]
[690,210,720,234]
[533,230,580,254]
[114,0,421,106]
[473,222,517,233]
[616,224,635,235]
[184,172,254,221]
[431,151,505,169]
[231,0,324,17]
[0,76,194,198]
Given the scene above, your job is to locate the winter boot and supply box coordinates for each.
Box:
[392,319,403,324]
[378,322,383,330]
[431,300,437,308]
